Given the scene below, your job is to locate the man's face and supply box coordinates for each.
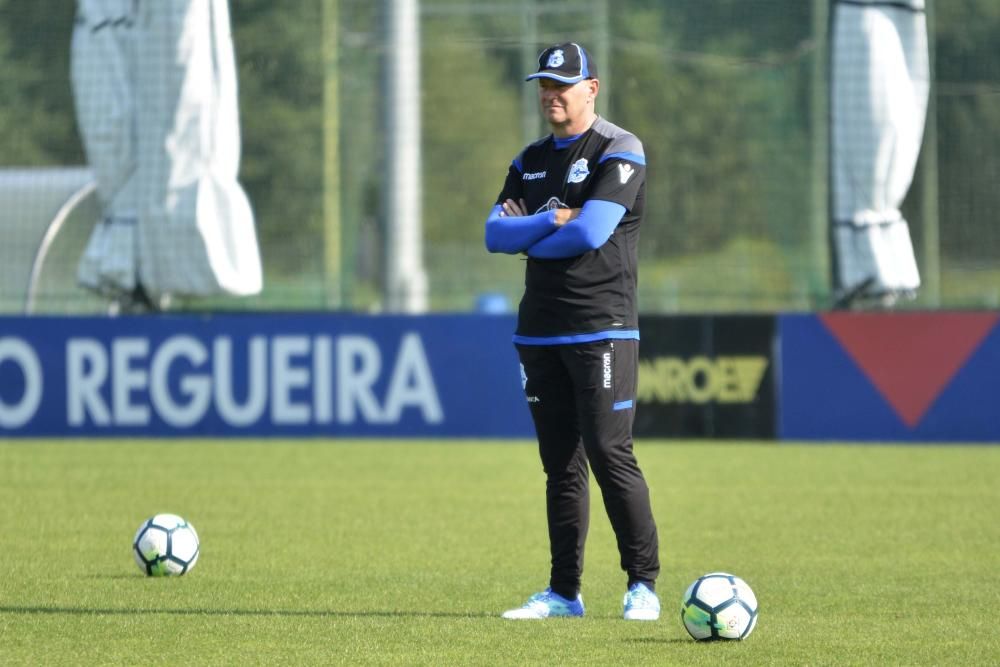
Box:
[538,77,598,131]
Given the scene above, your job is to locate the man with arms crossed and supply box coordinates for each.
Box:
[485,42,660,621]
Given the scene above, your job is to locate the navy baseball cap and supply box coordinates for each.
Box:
[525,42,598,84]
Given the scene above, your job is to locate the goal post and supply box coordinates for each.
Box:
[0,167,98,314]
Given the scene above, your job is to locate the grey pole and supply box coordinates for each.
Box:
[813,0,830,306]
[322,0,342,309]
[593,0,609,118]
[383,0,427,313]
[520,0,540,144]
[920,0,941,306]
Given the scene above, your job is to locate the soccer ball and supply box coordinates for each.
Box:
[132,514,200,576]
[681,572,758,640]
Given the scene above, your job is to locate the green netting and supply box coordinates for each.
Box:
[2,0,998,314]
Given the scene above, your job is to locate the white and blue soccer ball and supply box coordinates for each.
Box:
[681,572,758,640]
[133,514,200,576]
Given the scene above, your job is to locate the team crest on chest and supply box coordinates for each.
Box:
[567,158,590,184]
[535,196,568,214]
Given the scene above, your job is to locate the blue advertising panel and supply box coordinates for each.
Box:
[779,312,1000,442]
[0,314,535,438]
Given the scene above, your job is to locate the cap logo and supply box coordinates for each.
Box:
[546,49,565,68]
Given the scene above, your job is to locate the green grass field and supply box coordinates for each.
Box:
[1,440,998,666]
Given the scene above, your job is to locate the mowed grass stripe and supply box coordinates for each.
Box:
[0,440,997,666]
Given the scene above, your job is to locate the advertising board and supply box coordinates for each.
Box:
[634,315,776,438]
[0,314,534,437]
[779,312,1000,442]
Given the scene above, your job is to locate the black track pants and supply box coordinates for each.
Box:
[516,339,660,596]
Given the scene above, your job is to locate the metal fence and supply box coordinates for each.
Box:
[2,0,998,314]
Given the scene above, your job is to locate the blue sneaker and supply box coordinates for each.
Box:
[623,582,660,621]
[502,588,585,619]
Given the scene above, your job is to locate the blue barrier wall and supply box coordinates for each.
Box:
[4,312,999,441]
[779,312,1000,442]
[0,314,534,437]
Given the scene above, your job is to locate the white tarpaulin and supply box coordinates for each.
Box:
[72,0,262,304]
[71,0,138,295]
[830,0,929,305]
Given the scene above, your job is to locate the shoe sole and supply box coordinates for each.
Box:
[502,612,584,619]
[623,611,660,621]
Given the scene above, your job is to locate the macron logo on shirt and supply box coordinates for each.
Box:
[618,163,635,184]
[523,171,547,181]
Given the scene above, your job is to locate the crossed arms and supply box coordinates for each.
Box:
[484,198,626,259]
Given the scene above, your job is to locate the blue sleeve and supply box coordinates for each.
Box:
[484,204,558,254]
[526,200,626,259]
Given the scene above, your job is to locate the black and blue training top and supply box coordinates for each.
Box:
[486,116,647,345]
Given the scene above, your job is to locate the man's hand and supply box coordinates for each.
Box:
[553,207,581,227]
[501,198,579,227]
[501,198,528,217]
